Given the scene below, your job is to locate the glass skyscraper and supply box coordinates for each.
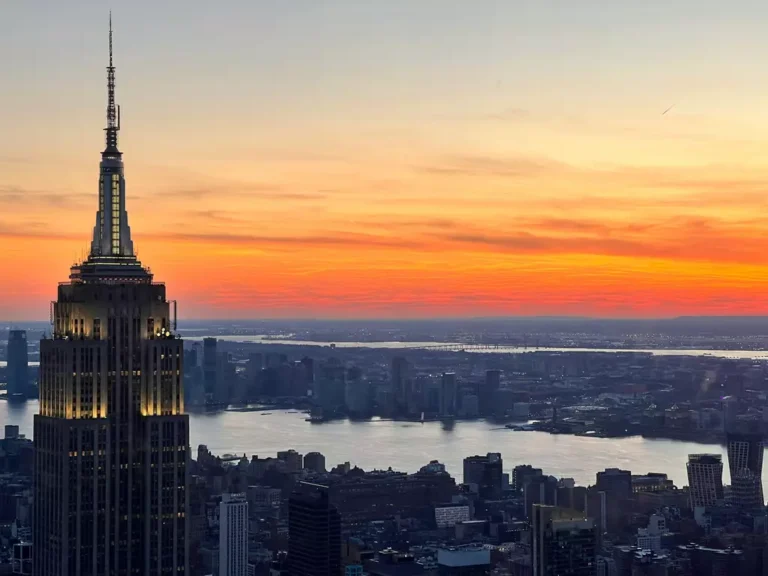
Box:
[33,17,189,576]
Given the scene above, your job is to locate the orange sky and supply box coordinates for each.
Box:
[4,2,768,320]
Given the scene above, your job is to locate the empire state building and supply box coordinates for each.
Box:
[34,18,189,576]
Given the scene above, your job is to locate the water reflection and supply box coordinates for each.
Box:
[0,399,743,488]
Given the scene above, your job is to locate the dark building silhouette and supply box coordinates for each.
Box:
[391,356,410,411]
[33,18,189,575]
[203,337,218,404]
[531,505,596,576]
[441,373,457,417]
[525,476,559,519]
[481,369,500,415]
[463,453,503,500]
[6,330,28,399]
[595,468,632,500]
[513,464,543,494]
[288,483,341,576]
[303,452,326,474]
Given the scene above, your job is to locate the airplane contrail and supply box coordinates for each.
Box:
[662,104,676,115]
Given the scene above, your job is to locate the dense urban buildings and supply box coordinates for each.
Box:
[32,20,189,575]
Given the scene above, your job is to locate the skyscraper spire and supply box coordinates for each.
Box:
[104,11,120,155]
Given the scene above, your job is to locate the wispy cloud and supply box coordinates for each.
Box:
[0,185,91,208]
[415,154,569,178]
[156,185,327,201]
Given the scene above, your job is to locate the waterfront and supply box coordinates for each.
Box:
[179,335,768,359]
[0,400,745,489]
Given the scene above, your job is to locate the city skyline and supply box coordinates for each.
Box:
[6,2,768,320]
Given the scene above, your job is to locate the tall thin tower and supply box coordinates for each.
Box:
[33,16,190,576]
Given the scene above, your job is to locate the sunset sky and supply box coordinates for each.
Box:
[4,1,768,319]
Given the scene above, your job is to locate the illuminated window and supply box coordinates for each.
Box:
[111,174,120,254]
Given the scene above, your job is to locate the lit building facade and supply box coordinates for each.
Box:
[220,493,249,576]
[33,17,189,576]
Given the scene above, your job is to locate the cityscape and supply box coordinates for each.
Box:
[6,3,768,576]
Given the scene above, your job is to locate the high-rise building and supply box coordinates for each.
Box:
[525,475,559,519]
[6,330,29,399]
[278,449,304,473]
[687,454,724,508]
[440,372,457,417]
[303,452,326,474]
[595,468,632,500]
[203,337,218,404]
[33,18,189,575]
[726,423,764,505]
[513,464,543,494]
[391,357,410,410]
[531,505,596,576]
[481,369,501,415]
[463,453,503,500]
[220,493,249,576]
[288,483,341,576]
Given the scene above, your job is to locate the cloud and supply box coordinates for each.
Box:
[156,185,327,201]
[145,231,423,250]
[415,155,569,178]
[0,186,92,208]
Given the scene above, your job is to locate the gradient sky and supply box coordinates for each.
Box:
[4,1,768,319]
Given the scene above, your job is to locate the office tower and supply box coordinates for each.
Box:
[730,470,763,510]
[687,454,724,508]
[726,422,764,505]
[300,357,315,384]
[481,369,501,415]
[278,449,304,473]
[391,356,410,410]
[463,453,503,500]
[532,505,596,576]
[513,464,543,494]
[246,353,263,391]
[585,488,607,548]
[216,352,235,405]
[192,342,203,367]
[288,483,341,576]
[595,468,632,500]
[220,493,249,576]
[203,337,217,404]
[440,372,457,417]
[316,359,346,412]
[6,330,29,399]
[525,476,559,519]
[303,452,326,474]
[33,18,189,575]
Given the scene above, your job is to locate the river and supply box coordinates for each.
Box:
[0,400,743,489]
